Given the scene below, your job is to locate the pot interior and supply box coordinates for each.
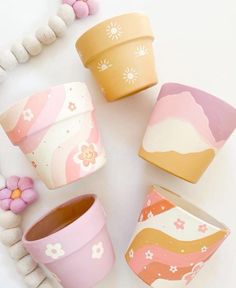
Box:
[156,186,228,231]
[25,195,95,241]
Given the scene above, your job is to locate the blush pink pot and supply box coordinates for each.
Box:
[23,194,115,288]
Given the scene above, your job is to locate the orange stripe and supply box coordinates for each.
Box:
[140,199,175,221]
[127,228,227,254]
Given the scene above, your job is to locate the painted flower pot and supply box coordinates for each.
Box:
[125,185,230,287]
[0,82,106,189]
[76,13,158,102]
[23,194,115,288]
[139,83,236,183]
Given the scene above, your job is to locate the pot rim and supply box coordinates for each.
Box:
[159,82,236,110]
[152,185,230,233]
[0,82,95,145]
[76,12,154,67]
[23,194,106,264]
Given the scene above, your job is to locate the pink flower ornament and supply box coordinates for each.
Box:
[62,0,99,19]
[0,176,38,214]
[183,262,204,284]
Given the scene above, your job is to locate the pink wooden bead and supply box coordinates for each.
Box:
[87,0,99,15]
[62,0,77,5]
[73,1,89,19]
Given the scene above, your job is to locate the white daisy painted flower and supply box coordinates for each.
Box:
[169,266,178,273]
[22,109,34,122]
[45,243,65,260]
[92,242,104,259]
[145,250,154,260]
[135,45,149,57]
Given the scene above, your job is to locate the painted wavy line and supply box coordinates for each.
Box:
[6,91,49,144]
[126,239,223,274]
[158,83,236,142]
[0,98,28,131]
[149,92,221,148]
[142,188,166,209]
[128,228,226,254]
[27,85,66,137]
[144,118,219,154]
[139,147,215,183]
[138,261,192,284]
[134,206,219,241]
[139,199,175,221]
[50,116,92,187]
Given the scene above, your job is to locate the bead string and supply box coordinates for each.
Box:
[0,1,98,84]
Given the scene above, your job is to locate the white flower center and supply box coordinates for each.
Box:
[127,73,134,80]
[111,27,118,34]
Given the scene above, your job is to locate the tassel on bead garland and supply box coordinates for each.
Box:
[0,175,54,288]
[0,0,98,84]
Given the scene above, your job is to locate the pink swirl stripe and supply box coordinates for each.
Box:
[128,240,223,274]
[6,91,49,144]
[149,92,222,149]
[27,85,66,136]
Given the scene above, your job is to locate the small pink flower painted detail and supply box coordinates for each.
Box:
[74,144,98,167]
[68,102,77,111]
[183,262,204,284]
[0,176,38,214]
[174,218,185,230]
[198,224,208,233]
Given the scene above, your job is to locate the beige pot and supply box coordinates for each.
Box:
[76,13,158,102]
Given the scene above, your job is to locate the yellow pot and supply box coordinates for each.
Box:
[76,13,158,102]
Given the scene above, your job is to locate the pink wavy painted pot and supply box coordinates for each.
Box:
[23,194,115,288]
[139,83,236,183]
[125,185,230,287]
[0,82,106,189]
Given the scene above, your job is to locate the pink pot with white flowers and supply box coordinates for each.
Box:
[23,194,115,288]
[0,82,106,189]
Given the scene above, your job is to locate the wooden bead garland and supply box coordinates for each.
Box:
[0,174,54,288]
[0,1,98,84]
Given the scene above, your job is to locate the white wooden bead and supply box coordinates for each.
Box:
[9,241,28,260]
[0,174,6,189]
[0,211,22,229]
[11,43,30,64]
[57,4,75,26]
[0,66,7,83]
[0,227,22,246]
[36,26,56,45]
[23,36,42,56]
[25,267,46,288]
[37,279,54,288]
[0,50,18,71]
[17,254,37,275]
[48,16,67,37]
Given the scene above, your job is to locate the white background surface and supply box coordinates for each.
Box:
[0,0,236,287]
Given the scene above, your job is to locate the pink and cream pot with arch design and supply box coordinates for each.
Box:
[0,82,106,189]
[139,83,236,183]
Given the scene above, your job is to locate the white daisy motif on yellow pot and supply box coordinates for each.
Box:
[45,243,65,260]
[135,45,149,57]
[106,22,123,40]
[92,242,104,259]
[123,68,138,84]
[22,109,34,122]
[97,59,112,72]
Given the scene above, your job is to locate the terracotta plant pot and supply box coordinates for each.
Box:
[76,13,158,102]
[139,83,236,183]
[23,194,115,288]
[125,185,230,287]
[0,82,106,189]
